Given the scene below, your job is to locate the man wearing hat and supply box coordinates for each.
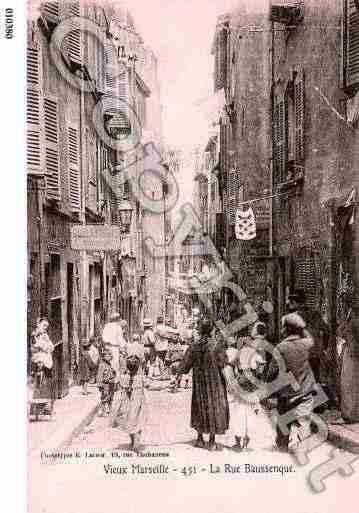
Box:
[142,318,155,370]
[102,313,127,383]
[268,312,315,452]
[154,316,171,364]
[287,289,329,384]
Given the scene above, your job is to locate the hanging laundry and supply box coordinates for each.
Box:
[345,188,356,225]
[235,207,256,240]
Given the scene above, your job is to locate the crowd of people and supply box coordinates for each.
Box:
[28,288,359,453]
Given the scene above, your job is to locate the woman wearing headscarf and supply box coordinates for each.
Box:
[176,318,229,451]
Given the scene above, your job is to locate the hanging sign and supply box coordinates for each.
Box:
[70,225,123,251]
[235,207,256,240]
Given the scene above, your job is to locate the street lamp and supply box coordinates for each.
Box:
[118,199,134,233]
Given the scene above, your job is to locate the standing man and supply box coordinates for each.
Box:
[154,316,169,364]
[142,318,155,371]
[287,289,329,384]
[102,313,127,383]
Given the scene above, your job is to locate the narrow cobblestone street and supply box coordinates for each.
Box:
[70,386,275,452]
[28,384,358,513]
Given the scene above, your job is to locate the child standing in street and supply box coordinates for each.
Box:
[112,344,147,452]
[97,349,116,416]
[79,337,100,395]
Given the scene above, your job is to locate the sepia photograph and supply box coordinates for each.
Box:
[19,0,359,511]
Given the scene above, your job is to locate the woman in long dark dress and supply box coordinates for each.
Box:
[340,304,359,423]
[176,318,229,451]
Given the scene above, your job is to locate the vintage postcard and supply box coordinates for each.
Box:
[17,0,359,511]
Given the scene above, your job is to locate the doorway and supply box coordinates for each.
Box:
[67,263,75,383]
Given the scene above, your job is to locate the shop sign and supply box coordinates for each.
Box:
[70,225,123,251]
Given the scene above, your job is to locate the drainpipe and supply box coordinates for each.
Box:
[327,200,338,394]
[269,6,280,340]
[269,17,274,261]
[36,176,47,316]
[79,65,88,344]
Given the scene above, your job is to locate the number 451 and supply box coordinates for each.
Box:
[181,466,197,476]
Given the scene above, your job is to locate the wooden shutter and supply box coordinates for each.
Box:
[27,44,43,175]
[68,126,80,211]
[104,42,130,132]
[273,95,287,183]
[345,0,359,89]
[105,71,130,134]
[228,168,239,225]
[104,41,117,98]
[67,1,82,65]
[110,192,120,225]
[214,28,227,92]
[295,252,318,309]
[42,1,60,22]
[44,97,61,201]
[295,70,305,163]
[85,129,97,185]
[216,212,225,249]
[96,26,105,93]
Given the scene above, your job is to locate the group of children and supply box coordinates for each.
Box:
[80,329,178,452]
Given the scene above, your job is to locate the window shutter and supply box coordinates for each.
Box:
[96,29,105,93]
[123,180,130,200]
[214,28,227,92]
[66,1,82,65]
[295,252,318,309]
[86,129,97,185]
[216,212,225,249]
[110,192,120,225]
[273,95,286,183]
[42,1,60,22]
[27,44,43,175]
[103,42,130,133]
[68,126,80,211]
[104,41,118,101]
[44,97,60,201]
[294,70,305,163]
[228,168,239,225]
[346,0,359,88]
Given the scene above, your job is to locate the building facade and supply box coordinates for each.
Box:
[27,0,164,394]
[209,0,359,359]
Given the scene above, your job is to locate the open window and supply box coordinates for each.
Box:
[273,69,305,186]
[270,2,303,26]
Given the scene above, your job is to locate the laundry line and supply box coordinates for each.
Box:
[236,189,297,207]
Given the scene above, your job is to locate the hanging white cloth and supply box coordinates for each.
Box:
[345,188,356,225]
[102,321,127,382]
[235,207,256,240]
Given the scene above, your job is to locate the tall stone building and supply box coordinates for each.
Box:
[270,0,359,348]
[27,0,164,394]
[210,4,272,313]
[210,0,359,357]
